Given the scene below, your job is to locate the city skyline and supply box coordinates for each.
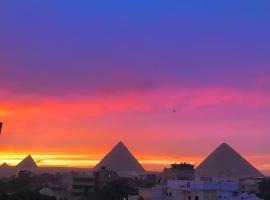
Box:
[0,1,270,175]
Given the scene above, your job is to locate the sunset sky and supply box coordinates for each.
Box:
[0,1,270,175]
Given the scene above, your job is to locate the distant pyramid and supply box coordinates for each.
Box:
[17,155,38,169]
[195,143,263,179]
[95,141,145,176]
[0,162,9,168]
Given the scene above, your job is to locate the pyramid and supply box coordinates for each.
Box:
[195,143,263,179]
[0,162,9,168]
[95,141,145,176]
[17,155,38,169]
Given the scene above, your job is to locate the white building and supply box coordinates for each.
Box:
[239,178,263,194]
[148,180,262,200]
[165,180,239,200]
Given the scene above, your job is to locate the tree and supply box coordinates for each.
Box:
[98,179,138,200]
[258,179,270,200]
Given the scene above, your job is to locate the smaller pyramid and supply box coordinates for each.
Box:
[95,141,145,176]
[195,143,263,180]
[0,162,9,168]
[17,155,38,169]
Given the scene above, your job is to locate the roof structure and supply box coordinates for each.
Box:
[17,155,38,169]
[95,141,145,176]
[195,143,263,179]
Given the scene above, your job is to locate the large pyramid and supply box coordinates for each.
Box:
[95,141,145,176]
[195,143,263,180]
[17,155,38,169]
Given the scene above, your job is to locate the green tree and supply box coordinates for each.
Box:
[98,179,138,200]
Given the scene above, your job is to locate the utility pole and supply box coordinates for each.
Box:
[0,122,3,134]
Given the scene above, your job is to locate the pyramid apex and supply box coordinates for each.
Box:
[24,155,35,161]
[221,142,228,146]
[215,143,234,152]
[117,140,124,144]
[117,140,125,145]
[17,155,38,169]
[114,141,128,149]
[219,142,231,148]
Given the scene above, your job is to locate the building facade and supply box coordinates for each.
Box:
[71,175,95,200]
[160,163,195,184]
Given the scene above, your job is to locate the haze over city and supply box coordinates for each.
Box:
[0,1,270,176]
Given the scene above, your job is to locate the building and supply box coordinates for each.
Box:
[137,187,163,200]
[138,173,158,187]
[71,175,95,200]
[148,179,262,200]
[160,163,195,184]
[164,180,239,200]
[15,170,32,180]
[239,178,263,194]
[39,188,54,198]
[94,166,119,191]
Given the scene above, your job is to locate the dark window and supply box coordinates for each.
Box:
[188,196,191,200]
[73,177,94,182]
[72,185,84,189]
[195,196,199,200]
[233,191,239,196]
[72,185,93,190]
[187,182,190,187]
[71,192,83,197]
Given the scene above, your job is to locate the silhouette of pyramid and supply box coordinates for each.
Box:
[17,155,38,169]
[0,162,9,168]
[195,143,263,179]
[95,141,145,175]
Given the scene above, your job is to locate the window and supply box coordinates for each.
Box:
[195,196,199,200]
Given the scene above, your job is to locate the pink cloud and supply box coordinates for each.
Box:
[1,83,270,120]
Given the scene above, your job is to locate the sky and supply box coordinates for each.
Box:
[0,1,270,174]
